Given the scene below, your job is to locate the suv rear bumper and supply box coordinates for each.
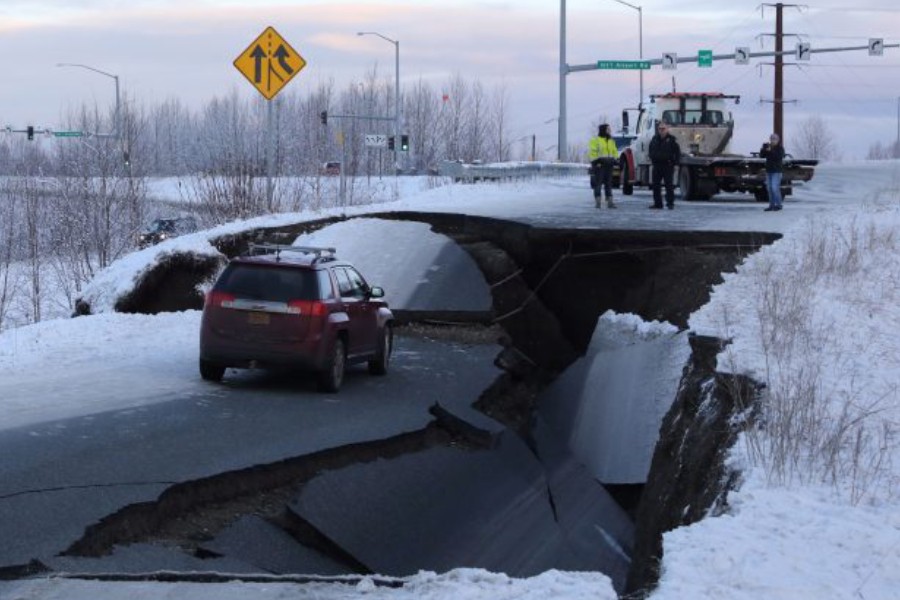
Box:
[200,332,331,371]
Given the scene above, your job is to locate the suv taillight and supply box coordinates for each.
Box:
[206,290,236,308]
[287,299,327,316]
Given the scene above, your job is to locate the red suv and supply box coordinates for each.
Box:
[199,244,393,392]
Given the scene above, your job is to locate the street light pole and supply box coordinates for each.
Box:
[56,63,120,138]
[609,0,643,105]
[559,0,567,162]
[357,32,400,174]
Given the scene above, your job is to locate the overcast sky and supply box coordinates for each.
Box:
[1,0,898,159]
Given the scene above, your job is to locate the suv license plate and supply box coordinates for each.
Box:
[247,312,270,325]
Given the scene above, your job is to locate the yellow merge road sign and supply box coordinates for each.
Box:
[234,26,306,100]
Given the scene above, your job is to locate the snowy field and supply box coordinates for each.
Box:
[1,162,899,599]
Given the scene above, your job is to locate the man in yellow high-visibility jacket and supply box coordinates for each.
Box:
[588,123,618,208]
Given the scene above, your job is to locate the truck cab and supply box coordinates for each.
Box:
[624,92,738,171]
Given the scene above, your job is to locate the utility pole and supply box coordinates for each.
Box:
[774,3,784,140]
[761,3,801,142]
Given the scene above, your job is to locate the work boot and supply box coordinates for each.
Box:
[606,196,617,209]
[594,196,603,208]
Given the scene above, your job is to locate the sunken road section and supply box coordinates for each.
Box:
[65,212,778,597]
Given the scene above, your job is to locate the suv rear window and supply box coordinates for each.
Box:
[214,264,320,302]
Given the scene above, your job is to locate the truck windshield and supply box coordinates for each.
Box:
[662,110,725,125]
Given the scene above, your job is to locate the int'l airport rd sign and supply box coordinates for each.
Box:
[234,26,307,100]
[596,60,651,70]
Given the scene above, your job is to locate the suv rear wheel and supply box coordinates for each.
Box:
[199,359,225,382]
[317,337,346,393]
[368,325,392,375]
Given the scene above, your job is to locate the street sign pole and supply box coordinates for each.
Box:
[234,26,306,211]
[266,100,276,211]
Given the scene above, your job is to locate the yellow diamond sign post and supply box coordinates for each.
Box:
[234,26,306,100]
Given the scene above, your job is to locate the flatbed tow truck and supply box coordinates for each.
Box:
[617,92,817,201]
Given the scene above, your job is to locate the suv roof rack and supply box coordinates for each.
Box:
[247,243,337,263]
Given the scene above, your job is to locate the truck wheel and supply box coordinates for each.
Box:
[678,167,695,201]
[620,160,633,195]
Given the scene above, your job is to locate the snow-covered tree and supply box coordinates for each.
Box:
[792,115,837,161]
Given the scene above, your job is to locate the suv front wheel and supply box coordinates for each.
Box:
[317,337,346,393]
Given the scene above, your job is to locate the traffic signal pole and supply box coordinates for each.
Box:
[321,112,395,204]
[569,41,897,143]
[564,0,896,155]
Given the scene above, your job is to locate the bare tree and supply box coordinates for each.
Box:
[404,79,442,172]
[792,115,837,161]
[489,82,513,161]
[464,80,489,162]
[22,175,44,323]
[866,141,887,160]
[441,74,470,162]
[0,181,20,331]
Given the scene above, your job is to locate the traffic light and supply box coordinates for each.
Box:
[26,126,34,141]
[400,134,409,152]
[320,110,328,125]
[387,136,395,150]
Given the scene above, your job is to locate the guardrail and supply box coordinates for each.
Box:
[439,160,588,182]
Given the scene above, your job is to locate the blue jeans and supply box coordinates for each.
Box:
[766,172,783,208]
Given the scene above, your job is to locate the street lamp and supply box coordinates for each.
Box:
[559,0,567,162]
[56,63,120,138]
[608,0,643,105]
[357,32,400,172]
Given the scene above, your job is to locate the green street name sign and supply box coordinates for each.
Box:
[53,131,84,138]
[698,50,713,67]
[597,60,651,70]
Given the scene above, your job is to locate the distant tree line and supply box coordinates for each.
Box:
[866,140,900,160]
[0,70,514,180]
[0,72,517,331]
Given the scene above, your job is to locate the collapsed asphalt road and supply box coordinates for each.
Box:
[3,204,781,595]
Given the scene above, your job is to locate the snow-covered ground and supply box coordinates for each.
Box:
[1,162,899,599]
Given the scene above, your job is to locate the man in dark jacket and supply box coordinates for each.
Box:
[759,133,785,211]
[649,122,681,209]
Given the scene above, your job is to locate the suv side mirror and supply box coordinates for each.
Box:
[368,286,385,298]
